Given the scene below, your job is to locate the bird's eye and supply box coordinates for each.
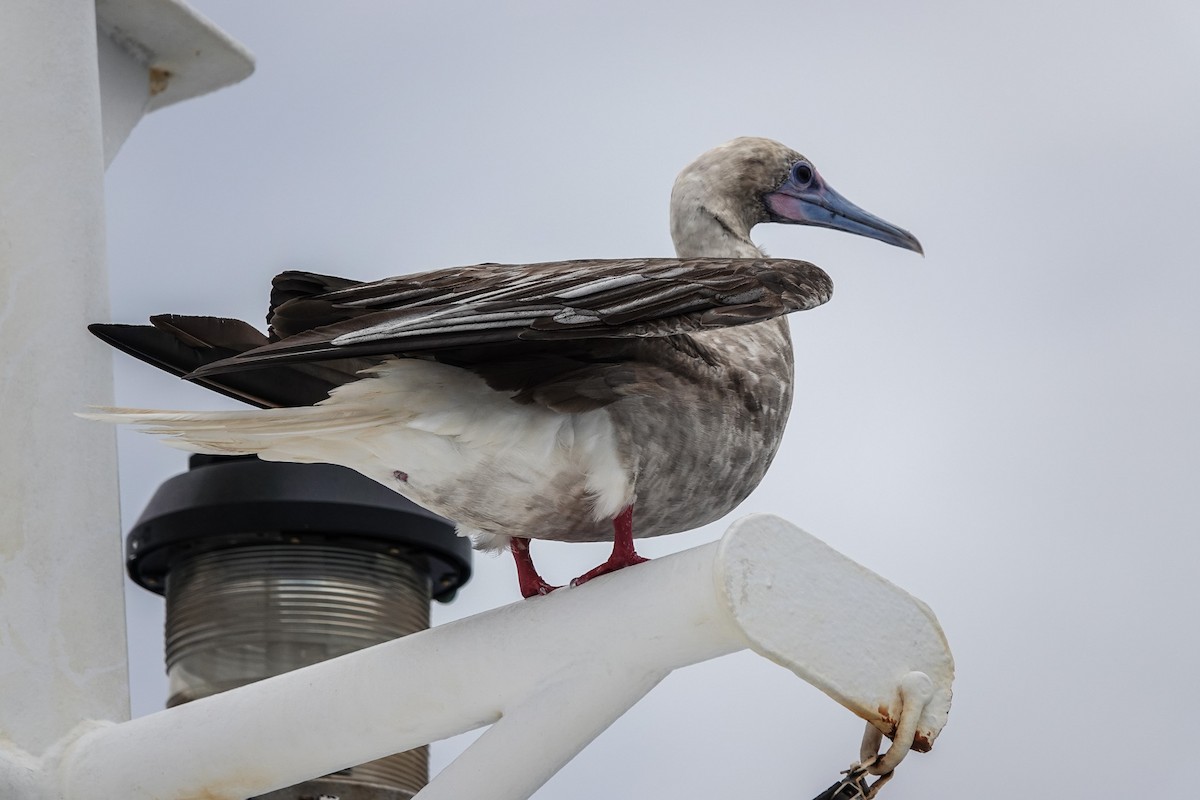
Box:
[791,162,814,186]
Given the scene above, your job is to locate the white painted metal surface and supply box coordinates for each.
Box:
[0,0,252,780]
[719,515,953,759]
[95,0,254,163]
[35,515,951,800]
[0,0,131,760]
[97,26,157,166]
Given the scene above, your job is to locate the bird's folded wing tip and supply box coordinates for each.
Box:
[185,359,234,380]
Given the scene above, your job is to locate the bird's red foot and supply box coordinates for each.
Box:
[570,505,649,587]
[509,537,559,598]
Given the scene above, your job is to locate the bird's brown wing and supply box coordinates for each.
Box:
[191,258,832,377]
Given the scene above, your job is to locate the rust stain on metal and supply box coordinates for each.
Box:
[874,704,933,753]
[180,785,257,800]
[149,66,171,96]
[177,769,273,799]
[875,704,898,738]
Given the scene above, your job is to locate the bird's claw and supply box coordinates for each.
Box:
[569,552,649,588]
[520,576,561,598]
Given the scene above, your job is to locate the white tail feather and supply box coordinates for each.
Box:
[79,358,634,541]
[78,405,388,456]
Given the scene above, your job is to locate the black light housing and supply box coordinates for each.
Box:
[127,454,472,800]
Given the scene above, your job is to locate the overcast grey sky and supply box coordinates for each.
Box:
[103,2,1200,796]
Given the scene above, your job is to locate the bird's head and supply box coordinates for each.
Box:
[670,137,922,257]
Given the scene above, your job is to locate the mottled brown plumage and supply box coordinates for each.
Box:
[86,137,920,594]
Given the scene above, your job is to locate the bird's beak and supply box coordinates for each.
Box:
[765,170,923,255]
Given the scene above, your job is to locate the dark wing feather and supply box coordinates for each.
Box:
[268,271,369,339]
[190,258,831,378]
[89,315,374,408]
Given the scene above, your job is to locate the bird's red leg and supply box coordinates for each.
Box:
[509,537,559,598]
[570,505,649,587]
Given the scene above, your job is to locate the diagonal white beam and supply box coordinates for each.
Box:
[413,665,666,800]
[50,515,952,800]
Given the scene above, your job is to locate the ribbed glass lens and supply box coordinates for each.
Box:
[164,544,432,797]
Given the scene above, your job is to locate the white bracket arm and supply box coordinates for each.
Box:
[25,514,952,800]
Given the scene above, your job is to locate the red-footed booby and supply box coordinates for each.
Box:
[85,137,921,597]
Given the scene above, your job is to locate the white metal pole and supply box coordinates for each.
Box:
[0,0,129,757]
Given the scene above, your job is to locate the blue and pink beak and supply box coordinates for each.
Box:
[765,161,923,255]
